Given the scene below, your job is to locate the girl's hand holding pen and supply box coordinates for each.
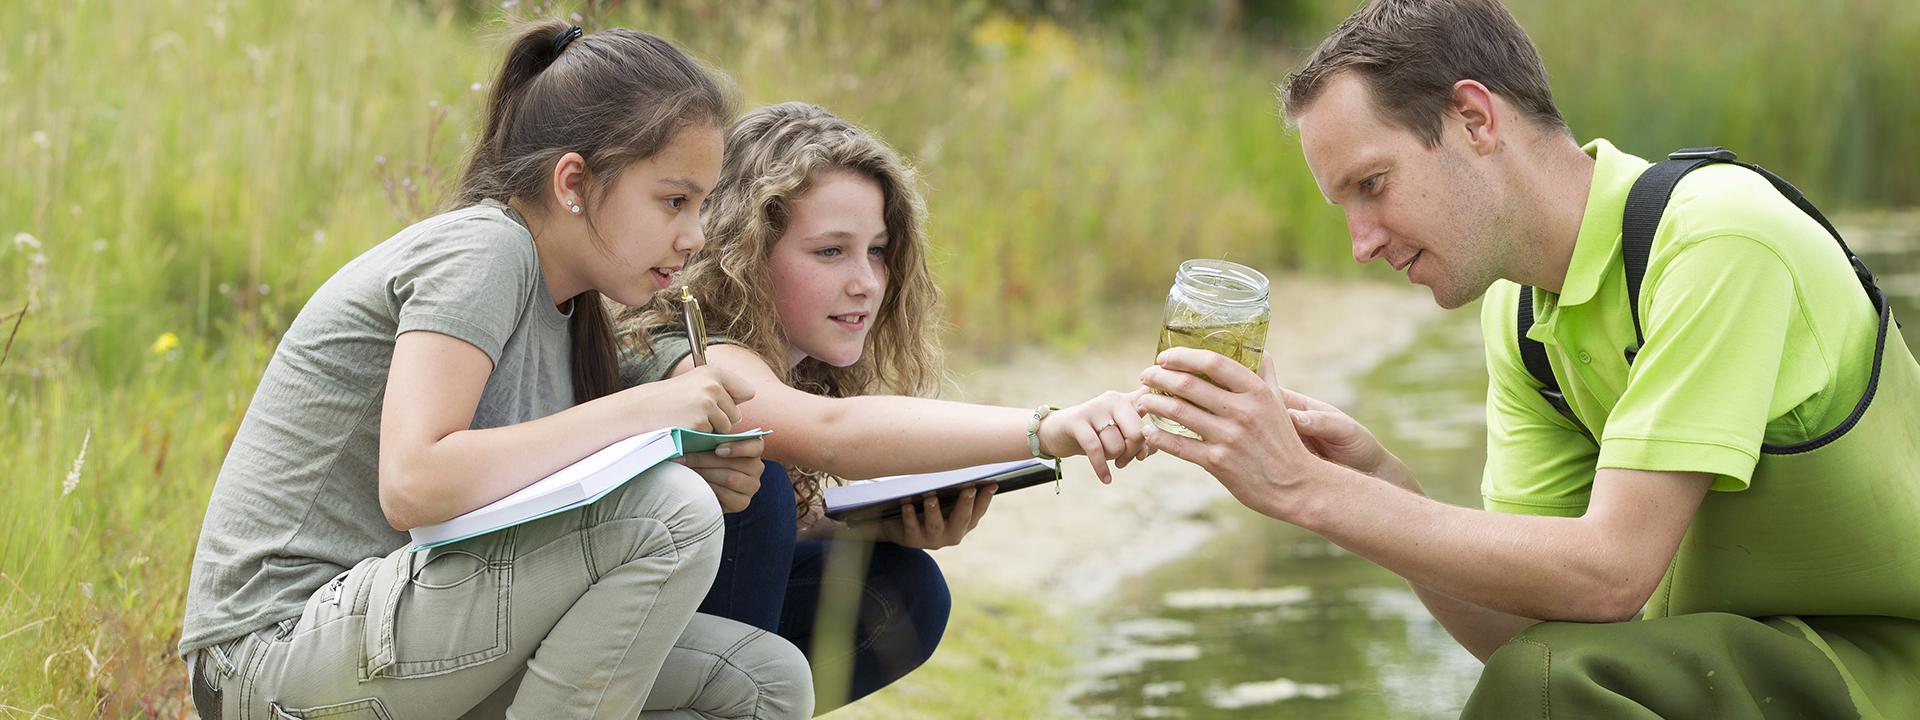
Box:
[616,364,755,434]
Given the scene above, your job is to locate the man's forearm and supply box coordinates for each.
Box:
[1411,581,1541,661]
[1370,473,1543,660]
[1286,466,1646,622]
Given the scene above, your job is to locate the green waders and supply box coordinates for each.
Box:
[1464,308,1920,720]
[1470,149,1920,718]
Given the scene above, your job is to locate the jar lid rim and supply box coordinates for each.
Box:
[1176,259,1270,305]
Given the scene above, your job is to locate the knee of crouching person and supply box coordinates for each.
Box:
[649,462,725,546]
[597,463,725,560]
[874,544,952,670]
[746,631,816,720]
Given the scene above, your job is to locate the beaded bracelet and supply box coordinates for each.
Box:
[1027,404,1061,460]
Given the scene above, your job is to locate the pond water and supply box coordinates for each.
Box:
[1067,217,1920,719]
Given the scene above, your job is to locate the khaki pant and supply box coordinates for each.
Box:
[192,464,813,719]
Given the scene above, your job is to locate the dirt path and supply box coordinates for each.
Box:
[933,276,1442,605]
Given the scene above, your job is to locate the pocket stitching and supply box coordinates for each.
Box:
[410,549,489,590]
[268,698,395,720]
[368,548,513,679]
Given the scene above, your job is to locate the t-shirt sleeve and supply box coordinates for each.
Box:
[1480,284,1603,517]
[1596,234,1797,491]
[387,212,537,366]
[616,330,750,388]
[620,332,692,388]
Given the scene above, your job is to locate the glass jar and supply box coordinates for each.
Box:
[1148,259,1272,439]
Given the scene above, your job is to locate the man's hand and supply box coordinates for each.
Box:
[1281,385,1418,493]
[675,437,765,512]
[1135,348,1327,522]
[1134,348,1715,629]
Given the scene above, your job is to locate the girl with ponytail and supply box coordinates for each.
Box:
[180,22,811,719]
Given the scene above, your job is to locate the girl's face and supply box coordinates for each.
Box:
[581,124,724,308]
[768,170,889,369]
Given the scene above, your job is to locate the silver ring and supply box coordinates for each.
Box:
[1098,420,1117,432]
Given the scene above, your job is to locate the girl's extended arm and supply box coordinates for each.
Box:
[673,344,1146,481]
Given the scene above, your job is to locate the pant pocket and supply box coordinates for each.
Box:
[361,546,512,680]
[268,698,394,720]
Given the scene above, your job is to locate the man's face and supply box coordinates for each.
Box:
[1297,73,1511,309]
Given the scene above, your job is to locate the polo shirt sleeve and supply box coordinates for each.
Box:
[1597,234,1796,491]
[1480,284,1602,517]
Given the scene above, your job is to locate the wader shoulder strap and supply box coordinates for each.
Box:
[1515,286,1578,422]
[1515,146,1892,446]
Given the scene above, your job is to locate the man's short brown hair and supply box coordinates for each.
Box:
[1280,0,1568,146]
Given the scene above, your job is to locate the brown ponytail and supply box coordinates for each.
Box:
[457,21,736,404]
[567,292,619,403]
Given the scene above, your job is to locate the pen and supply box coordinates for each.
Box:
[680,285,708,367]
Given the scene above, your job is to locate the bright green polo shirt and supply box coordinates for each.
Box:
[1479,139,1879,516]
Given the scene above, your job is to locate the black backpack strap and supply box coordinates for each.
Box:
[1620,147,1737,362]
[1617,146,1893,455]
[1517,284,1580,424]
[1515,145,1892,441]
[1620,146,1890,363]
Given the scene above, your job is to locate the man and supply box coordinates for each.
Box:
[1134,0,1920,716]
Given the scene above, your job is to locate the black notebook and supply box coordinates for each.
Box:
[822,459,1061,524]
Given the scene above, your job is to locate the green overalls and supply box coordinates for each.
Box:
[1467,146,1920,718]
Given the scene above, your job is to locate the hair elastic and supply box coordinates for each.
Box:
[552,26,583,54]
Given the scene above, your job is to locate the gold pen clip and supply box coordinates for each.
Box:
[680,285,709,367]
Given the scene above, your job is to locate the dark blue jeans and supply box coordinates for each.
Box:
[700,462,951,713]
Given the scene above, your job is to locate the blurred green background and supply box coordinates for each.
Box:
[3,0,1916,715]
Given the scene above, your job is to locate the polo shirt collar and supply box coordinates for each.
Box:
[1558,138,1652,308]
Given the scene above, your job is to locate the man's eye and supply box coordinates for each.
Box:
[1361,175,1383,193]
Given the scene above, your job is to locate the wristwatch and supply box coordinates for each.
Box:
[1027,404,1061,460]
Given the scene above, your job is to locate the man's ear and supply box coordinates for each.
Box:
[1450,79,1500,156]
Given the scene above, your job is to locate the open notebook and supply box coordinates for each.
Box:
[822,458,1061,524]
[409,427,770,550]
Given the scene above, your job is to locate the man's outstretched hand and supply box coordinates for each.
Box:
[1136,349,1325,522]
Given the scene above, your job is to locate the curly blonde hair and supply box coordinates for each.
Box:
[617,102,946,512]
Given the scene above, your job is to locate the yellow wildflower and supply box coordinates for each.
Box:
[150,332,179,355]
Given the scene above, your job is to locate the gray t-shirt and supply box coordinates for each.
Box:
[180,201,574,655]
[621,331,691,387]
[617,330,746,388]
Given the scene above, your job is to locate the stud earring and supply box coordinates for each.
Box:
[567,199,581,214]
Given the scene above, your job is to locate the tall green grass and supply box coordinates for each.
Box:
[1,0,1914,714]
[1517,0,1920,208]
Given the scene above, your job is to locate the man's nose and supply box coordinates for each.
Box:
[1349,214,1389,265]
